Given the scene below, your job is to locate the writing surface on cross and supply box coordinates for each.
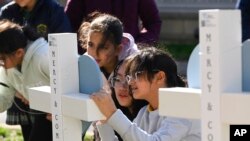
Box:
[159,10,250,141]
[28,33,104,141]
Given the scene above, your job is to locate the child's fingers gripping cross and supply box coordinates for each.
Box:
[91,90,117,120]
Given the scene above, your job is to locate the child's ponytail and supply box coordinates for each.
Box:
[176,75,186,87]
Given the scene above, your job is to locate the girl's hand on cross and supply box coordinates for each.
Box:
[91,88,117,120]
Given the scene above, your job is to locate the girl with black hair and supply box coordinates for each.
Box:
[110,59,147,121]
[91,47,201,141]
[104,58,147,140]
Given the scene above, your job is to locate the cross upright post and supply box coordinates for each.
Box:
[49,33,81,141]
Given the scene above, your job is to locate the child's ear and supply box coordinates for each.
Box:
[155,71,166,84]
[15,48,25,58]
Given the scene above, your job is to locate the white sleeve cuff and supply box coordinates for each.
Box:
[97,123,116,141]
[107,109,132,138]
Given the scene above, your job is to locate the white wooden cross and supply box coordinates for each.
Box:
[159,10,250,141]
[28,33,104,141]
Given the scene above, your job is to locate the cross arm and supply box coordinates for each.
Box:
[159,87,250,125]
[221,93,250,124]
[159,87,201,119]
[29,86,51,113]
[62,93,104,121]
[28,86,104,121]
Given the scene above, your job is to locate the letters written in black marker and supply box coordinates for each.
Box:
[0,82,9,88]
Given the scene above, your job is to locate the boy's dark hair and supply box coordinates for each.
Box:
[0,19,40,54]
[127,47,186,87]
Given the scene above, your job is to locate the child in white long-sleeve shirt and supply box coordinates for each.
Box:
[91,47,201,141]
[0,20,52,141]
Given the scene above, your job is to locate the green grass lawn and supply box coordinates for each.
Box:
[0,127,23,141]
[83,131,94,141]
[0,126,94,141]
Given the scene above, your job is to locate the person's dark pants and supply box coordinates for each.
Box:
[29,114,52,141]
[6,97,33,141]
[21,124,32,141]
